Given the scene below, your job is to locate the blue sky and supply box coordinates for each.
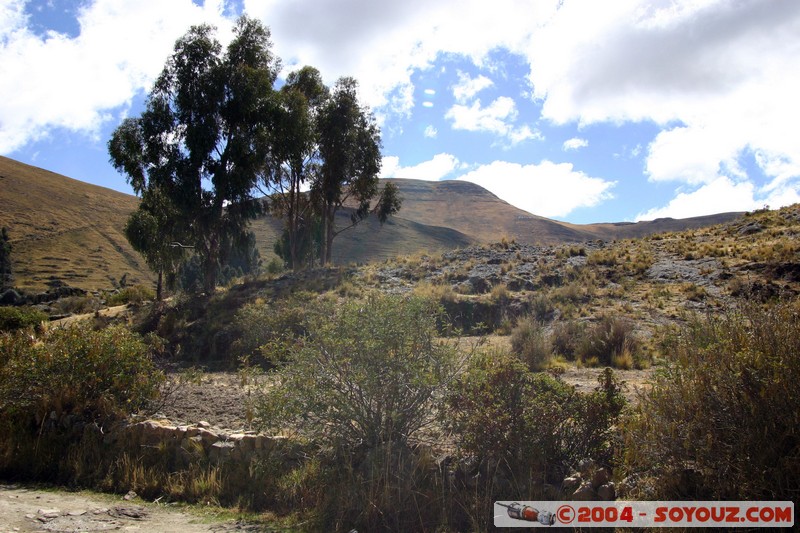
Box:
[2,0,800,224]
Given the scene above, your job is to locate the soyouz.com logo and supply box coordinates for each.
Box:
[493,501,794,528]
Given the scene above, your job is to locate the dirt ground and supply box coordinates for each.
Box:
[155,372,266,432]
[153,363,654,432]
[0,484,262,533]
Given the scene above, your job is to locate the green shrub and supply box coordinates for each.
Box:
[107,284,155,306]
[620,303,800,500]
[0,306,47,332]
[447,351,626,485]
[510,316,552,371]
[257,294,458,449]
[256,294,459,530]
[0,324,164,425]
[230,297,309,365]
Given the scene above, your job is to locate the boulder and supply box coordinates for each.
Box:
[571,481,597,501]
[0,288,22,305]
[562,474,582,494]
[597,482,616,501]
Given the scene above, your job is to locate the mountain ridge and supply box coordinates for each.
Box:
[0,156,743,291]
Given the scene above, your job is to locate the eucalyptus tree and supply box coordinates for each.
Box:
[315,77,401,265]
[109,16,278,293]
[261,66,328,269]
[123,189,187,300]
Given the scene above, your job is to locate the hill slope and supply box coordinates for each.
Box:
[383,178,743,244]
[0,156,151,291]
[0,156,745,291]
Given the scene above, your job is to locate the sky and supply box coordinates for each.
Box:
[2,0,800,224]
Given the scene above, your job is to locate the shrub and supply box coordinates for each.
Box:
[510,316,552,371]
[256,295,459,530]
[230,298,309,365]
[0,324,164,425]
[529,292,554,323]
[0,306,47,332]
[620,303,800,500]
[257,294,459,450]
[446,351,626,489]
[53,295,98,315]
[576,314,639,367]
[551,319,585,360]
[107,284,155,306]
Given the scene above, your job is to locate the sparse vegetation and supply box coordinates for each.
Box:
[510,315,552,370]
[621,302,800,500]
[106,284,156,306]
[5,110,800,531]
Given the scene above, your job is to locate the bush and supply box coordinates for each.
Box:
[529,293,555,323]
[0,306,47,332]
[510,316,552,371]
[0,324,164,425]
[256,294,459,530]
[576,314,639,367]
[107,284,155,306]
[257,294,459,450]
[620,303,800,500]
[448,352,624,477]
[230,297,309,365]
[551,319,585,360]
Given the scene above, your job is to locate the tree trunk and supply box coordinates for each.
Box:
[321,203,336,265]
[203,236,218,295]
[156,269,163,301]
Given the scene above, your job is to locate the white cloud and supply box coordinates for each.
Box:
[635,177,800,221]
[527,0,800,201]
[563,137,588,151]
[0,0,235,153]
[423,125,438,138]
[381,153,461,181]
[455,160,615,218]
[446,96,541,146]
[244,0,556,118]
[452,71,493,103]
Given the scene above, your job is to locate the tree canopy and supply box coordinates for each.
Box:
[111,16,399,284]
[109,16,278,293]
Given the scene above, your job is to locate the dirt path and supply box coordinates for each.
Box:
[0,485,260,533]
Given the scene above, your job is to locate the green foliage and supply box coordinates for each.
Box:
[257,294,459,450]
[316,77,398,264]
[231,297,309,365]
[446,351,626,483]
[0,227,12,288]
[621,303,800,500]
[123,189,188,300]
[109,16,275,293]
[0,306,47,332]
[510,316,553,371]
[273,212,322,270]
[0,324,164,425]
[107,284,156,306]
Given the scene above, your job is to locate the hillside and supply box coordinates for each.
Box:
[0,156,151,291]
[382,178,743,244]
[1,156,745,291]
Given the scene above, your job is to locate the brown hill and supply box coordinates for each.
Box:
[0,156,151,291]
[0,156,744,291]
[383,178,743,244]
